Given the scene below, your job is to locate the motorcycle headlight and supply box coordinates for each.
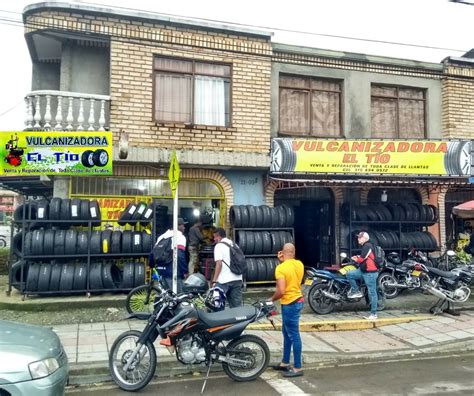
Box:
[28,357,60,379]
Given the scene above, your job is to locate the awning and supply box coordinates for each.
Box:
[452,200,474,219]
[0,176,53,197]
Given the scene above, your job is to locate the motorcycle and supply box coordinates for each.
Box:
[305,254,385,315]
[109,286,276,392]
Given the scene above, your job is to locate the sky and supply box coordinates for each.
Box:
[1,0,473,130]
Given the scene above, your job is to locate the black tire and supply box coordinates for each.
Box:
[425,232,438,250]
[271,138,297,172]
[70,198,82,225]
[110,231,122,254]
[261,231,272,254]
[102,262,121,289]
[49,262,62,291]
[253,232,263,255]
[92,149,109,167]
[31,229,44,256]
[10,260,28,286]
[49,198,62,221]
[254,206,264,228]
[101,229,112,254]
[76,231,89,255]
[89,200,101,227]
[132,232,142,253]
[109,330,157,392]
[270,231,282,254]
[239,205,250,228]
[118,202,137,226]
[13,231,23,255]
[308,283,335,314]
[43,229,55,256]
[121,230,133,253]
[121,262,135,289]
[81,150,95,168]
[230,206,242,228]
[26,263,41,292]
[245,231,255,255]
[276,206,287,228]
[282,205,295,226]
[140,204,153,225]
[365,207,379,222]
[245,205,256,228]
[142,232,152,254]
[89,262,103,290]
[222,334,270,382]
[59,198,71,228]
[37,263,52,292]
[132,202,147,223]
[32,199,49,228]
[59,263,75,291]
[53,230,66,256]
[260,205,272,228]
[90,230,101,254]
[64,229,77,255]
[236,231,247,254]
[126,284,161,314]
[134,262,145,287]
[377,272,399,299]
[246,258,256,282]
[80,200,90,226]
[255,258,266,281]
[409,203,421,222]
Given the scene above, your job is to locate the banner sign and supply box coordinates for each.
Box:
[270,138,473,177]
[0,131,112,176]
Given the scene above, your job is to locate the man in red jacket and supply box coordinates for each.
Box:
[347,231,379,320]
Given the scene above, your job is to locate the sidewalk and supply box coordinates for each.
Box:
[57,309,474,386]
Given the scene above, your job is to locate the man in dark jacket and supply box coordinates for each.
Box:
[346,231,379,320]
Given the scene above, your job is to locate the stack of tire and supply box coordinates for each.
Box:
[230,205,294,282]
[118,201,154,226]
[346,203,438,224]
[351,230,438,251]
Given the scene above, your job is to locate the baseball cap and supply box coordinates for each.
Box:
[178,217,188,226]
[357,231,370,240]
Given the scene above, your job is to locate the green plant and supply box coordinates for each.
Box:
[455,248,471,265]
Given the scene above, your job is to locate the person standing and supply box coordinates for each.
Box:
[211,228,243,309]
[347,231,379,321]
[270,243,304,378]
[188,219,205,275]
[153,218,188,292]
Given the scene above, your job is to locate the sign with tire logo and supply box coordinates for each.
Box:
[0,131,112,175]
[270,138,473,177]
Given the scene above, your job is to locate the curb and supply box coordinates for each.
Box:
[248,315,432,332]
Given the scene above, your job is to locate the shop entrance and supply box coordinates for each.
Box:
[275,187,334,268]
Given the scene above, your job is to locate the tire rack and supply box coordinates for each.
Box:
[8,199,157,298]
[233,227,294,289]
[345,202,439,259]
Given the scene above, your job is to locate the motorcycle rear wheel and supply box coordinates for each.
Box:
[377,273,399,299]
[308,283,335,314]
[222,334,269,382]
[109,330,157,392]
[125,285,160,314]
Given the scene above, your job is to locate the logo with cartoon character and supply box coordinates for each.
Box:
[4,134,25,167]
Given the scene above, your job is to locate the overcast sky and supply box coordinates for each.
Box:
[1,0,473,130]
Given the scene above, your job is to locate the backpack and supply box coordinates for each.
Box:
[373,245,385,269]
[219,241,247,276]
[152,236,172,267]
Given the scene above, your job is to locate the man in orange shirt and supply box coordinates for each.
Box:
[270,243,304,377]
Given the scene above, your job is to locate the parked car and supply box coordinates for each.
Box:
[0,320,68,396]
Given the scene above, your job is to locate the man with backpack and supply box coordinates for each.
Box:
[211,228,243,309]
[151,217,188,292]
[347,231,382,321]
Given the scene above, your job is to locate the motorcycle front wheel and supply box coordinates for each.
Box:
[377,273,399,299]
[125,285,160,314]
[109,330,157,392]
[308,283,335,314]
[222,334,269,382]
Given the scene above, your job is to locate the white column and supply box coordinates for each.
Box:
[25,97,33,130]
[77,98,85,131]
[33,95,41,129]
[88,98,95,131]
[54,96,63,130]
[44,95,52,130]
[98,99,106,131]
[66,96,74,131]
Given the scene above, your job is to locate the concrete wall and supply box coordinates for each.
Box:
[271,63,443,138]
[221,170,266,206]
[31,61,60,91]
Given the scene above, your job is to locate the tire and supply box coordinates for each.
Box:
[65,229,77,255]
[132,202,147,223]
[31,229,44,256]
[92,149,109,167]
[49,198,62,221]
[245,258,256,282]
[118,203,137,226]
[121,262,135,289]
[132,232,142,253]
[239,205,250,228]
[253,232,263,255]
[230,206,242,228]
[89,200,101,227]
[53,230,66,255]
[255,258,266,281]
[142,232,152,254]
[26,263,41,292]
[134,262,145,287]
[109,330,157,392]
[59,263,75,291]
[81,150,95,168]
[141,204,154,225]
[13,231,23,255]
[245,231,255,255]
[308,283,335,315]
[260,205,272,228]
[222,334,270,382]
[236,231,247,253]
[111,231,122,254]
[59,198,71,228]
[377,272,399,299]
[271,138,297,172]
[121,230,133,253]
[76,231,88,255]
[43,229,55,256]
[89,262,103,290]
[254,206,264,228]
[125,284,160,314]
[261,231,272,254]
[101,229,112,254]
[37,263,52,292]
[102,262,120,289]
[49,262,62,291]
[10,260,28,286]
[33,199,49,228]
[80,200,90,226]
[282,205,295,227]
[270,231,282,254]
[90,230,101,254]
[73,261,87,292]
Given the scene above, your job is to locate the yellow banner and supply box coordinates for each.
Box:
[0,131,112,176]
[270,138,472,176]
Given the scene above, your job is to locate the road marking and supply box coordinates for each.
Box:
[261,372,311,395]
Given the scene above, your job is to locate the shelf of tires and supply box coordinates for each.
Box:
[9,198,157,296]
[344,202,439,257]
[230,205,294,283]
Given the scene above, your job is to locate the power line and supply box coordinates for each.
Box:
[0,99,25,118]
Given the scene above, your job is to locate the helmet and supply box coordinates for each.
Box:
[387,252,401,265]
[182,273,209,295]
[204,286,226,311]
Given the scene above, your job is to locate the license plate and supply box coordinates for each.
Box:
[412,270,421,277]
[304,279,313,286]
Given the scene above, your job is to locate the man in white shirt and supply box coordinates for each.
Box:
[211,227,243,309]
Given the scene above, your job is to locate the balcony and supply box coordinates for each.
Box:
[24,90,111,131]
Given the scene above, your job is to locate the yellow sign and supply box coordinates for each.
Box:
[0,131,112,176]
[270,138,472,177]
[168,150,180,198]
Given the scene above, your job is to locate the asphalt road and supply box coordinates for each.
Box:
[67,352,474,395]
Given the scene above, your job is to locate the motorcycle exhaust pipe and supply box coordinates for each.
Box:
[386,282,409,289]
[321,290,341,301]
[423,285,455,302]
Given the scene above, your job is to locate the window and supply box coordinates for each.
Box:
[153,57,231,127]
[279,75,341,136]
[371,85,425,138]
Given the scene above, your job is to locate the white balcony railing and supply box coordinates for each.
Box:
[25,90,111,131]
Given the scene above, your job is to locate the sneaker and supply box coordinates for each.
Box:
[347,291,363,299]
[364,314,378,321]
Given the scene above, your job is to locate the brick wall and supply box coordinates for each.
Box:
[25,10,272,154]
[442,65,474,138]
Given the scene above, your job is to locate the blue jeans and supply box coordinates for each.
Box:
[163,277,183,293]
[216,280,242,310]
[346,269,378,315]
[281,301,304,369]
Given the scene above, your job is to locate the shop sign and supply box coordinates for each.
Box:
[0,131,112,176]
[270,138,473,177]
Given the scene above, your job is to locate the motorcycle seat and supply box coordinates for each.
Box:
[427,266,458,279]
[198,306,257,327]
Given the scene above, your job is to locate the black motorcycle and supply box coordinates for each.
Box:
[109,285,276,392]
